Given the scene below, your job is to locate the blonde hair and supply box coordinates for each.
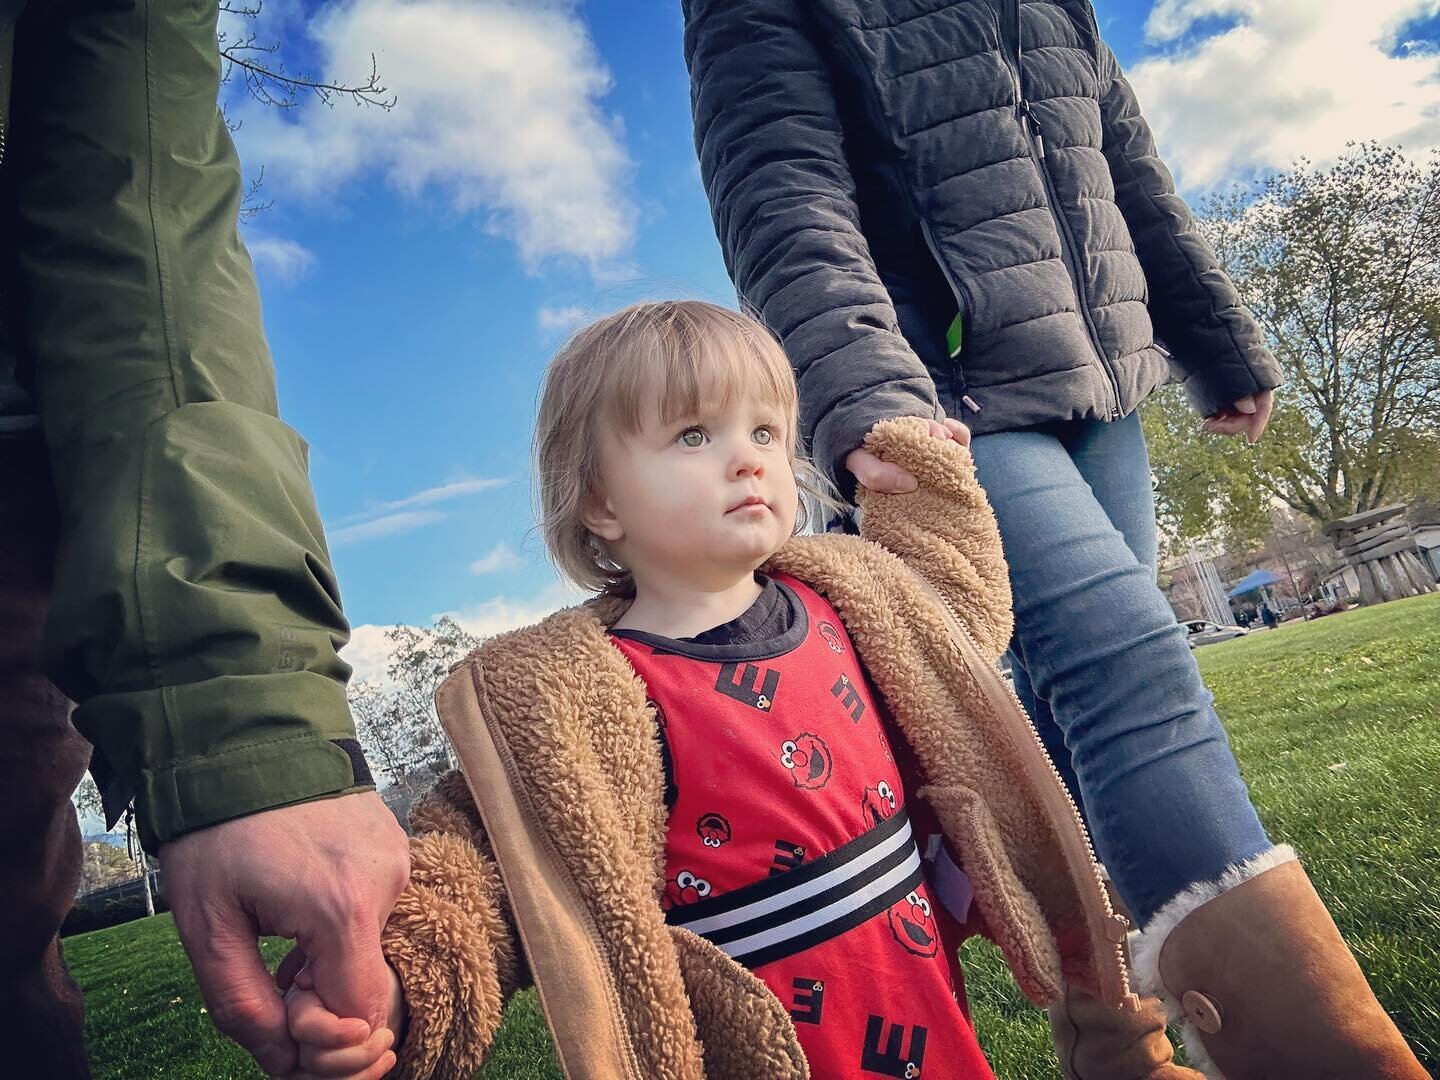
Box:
[534,300,830,594]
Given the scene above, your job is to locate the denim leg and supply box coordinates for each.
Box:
[971,421,1271,925]
[1059,413,1158,577]
[1001,416,1160,820]
[1005,650,1085,815]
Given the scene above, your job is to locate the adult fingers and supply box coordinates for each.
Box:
[1202,412,1249,436]
[299,902,394,1034]
[296,1028,395,1077]
[176,903,296,1076]
[941,418,972,446]
[1246,390,1274,443]
[847,448,919,494]
[923,418,953,440]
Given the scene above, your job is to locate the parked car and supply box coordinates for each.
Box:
[1184,619,1251,648]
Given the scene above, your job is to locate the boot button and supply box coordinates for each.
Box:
[1182,991,1223,1034]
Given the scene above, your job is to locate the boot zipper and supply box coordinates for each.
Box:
[908,567,1137,1009]
[999,3,1123,419]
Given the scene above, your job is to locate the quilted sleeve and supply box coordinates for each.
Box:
[1096,40,1282,417]
[683,0,940,495]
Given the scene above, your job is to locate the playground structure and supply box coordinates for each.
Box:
[1323,506,1437,605]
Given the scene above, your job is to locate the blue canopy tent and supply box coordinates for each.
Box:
[1227,568,1281,598]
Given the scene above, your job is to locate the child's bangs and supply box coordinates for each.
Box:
[602,305,798,440]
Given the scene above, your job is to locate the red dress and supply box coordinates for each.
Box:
[611,575,994,1079]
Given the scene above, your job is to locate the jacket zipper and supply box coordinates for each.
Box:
[918,216,981,414]
[908,567,1136,1009]
[999,2,1123,419]
[815,10,981,415]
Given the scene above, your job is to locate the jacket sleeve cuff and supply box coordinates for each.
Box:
[810,378,941,503]
[74,669,371,852]
[385,832,508,1079]
[1170,342,1283,418]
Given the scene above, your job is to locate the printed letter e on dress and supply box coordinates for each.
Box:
[715,662,781,711]
[860,1015,928,1078]
[831,673,866,722]
[790,978,825,1024]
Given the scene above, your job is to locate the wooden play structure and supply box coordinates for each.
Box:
[1323,506,1437,605]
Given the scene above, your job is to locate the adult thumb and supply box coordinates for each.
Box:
[184,913,297,1076]
[302,911,392,1032]
[1232,394,1257,415]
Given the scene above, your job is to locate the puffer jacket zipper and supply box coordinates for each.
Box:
[999,0,1123,419]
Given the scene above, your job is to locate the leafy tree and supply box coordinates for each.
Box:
[349,617,483,817]
[1145,142,1440,547]
[78,841,139,894]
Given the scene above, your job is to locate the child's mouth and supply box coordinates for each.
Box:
[727,496,769,514]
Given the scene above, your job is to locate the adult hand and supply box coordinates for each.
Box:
[1202,390,1273,444]
[161,791,410,1078]
[845,417,970,494]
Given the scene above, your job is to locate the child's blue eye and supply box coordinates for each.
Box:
[679,428,706,448]
[752,427,773,446]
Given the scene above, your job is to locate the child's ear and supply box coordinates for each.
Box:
[581,494,625,544]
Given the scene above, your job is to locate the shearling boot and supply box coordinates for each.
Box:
[1131,846,1429,1079]
[1048,984,1204,1079]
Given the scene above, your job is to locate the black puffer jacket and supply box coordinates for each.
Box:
[683,0,1281,489]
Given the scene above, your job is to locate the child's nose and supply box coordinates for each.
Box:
[731,449,765,479]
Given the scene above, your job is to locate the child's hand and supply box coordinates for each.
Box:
[847,417,970,494]
[283,962,406,1080]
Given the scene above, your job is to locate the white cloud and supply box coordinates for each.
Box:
[537,305,587,336]
[329,476,509,545]
[1130,1,1440,190]
[246,235,316,283]
[232,0,637,271]
[440,580,587,638]
[341,477,510,525]
[469,542,524,574]
[341,622,400,686]
[329,509,447,546]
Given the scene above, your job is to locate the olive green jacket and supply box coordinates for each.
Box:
[1,0,368,850]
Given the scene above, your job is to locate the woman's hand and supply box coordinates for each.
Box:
[845,418,970,494]
[1202,390,1273,444]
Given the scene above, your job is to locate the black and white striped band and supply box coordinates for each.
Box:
[665,807,923,970]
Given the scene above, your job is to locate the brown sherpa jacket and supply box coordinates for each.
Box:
[379,418,1136,1079]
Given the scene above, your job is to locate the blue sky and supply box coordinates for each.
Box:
[227,0,1440,677]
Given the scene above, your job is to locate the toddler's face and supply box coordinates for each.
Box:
[589,386,800,588]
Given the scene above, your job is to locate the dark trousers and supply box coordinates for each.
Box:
[0,435,92,1078]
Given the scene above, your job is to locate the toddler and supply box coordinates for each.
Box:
[282,301,1136,1079]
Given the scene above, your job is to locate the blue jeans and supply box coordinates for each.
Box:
[969,413,1271,926]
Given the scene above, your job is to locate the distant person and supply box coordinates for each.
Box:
[1260,602,1279,629]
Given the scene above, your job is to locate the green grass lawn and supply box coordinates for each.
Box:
[69,593,1440,1078]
